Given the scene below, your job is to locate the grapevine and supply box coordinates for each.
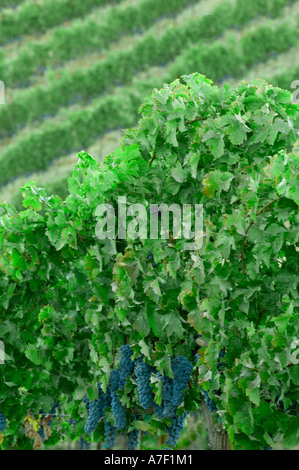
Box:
[0,73,298,451]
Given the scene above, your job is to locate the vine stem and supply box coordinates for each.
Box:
[139,430,144,450]
[149,153,156,166]
[201,401,230,450]
[241,197,282,275]
[256,309,266,328]
[20,325,39,338]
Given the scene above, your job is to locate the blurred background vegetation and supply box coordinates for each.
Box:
[0,0,299,450]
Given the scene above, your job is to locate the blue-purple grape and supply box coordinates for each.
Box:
[128,429,139,450]
[119,344,135,389]
[172,356,193,406]
[135,358,155,409]
[84,384,105,434]
[0,412,7,432]
[166,413,188,448]
[85,398,104,434]
[103,417,116,449]
[161,373,176,418]
[111,390,126,430]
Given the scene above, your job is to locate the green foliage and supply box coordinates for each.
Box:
[0,0,123,45]
[1,0,198,87]
[0,74,299,450]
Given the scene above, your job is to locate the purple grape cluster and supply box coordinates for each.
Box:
[83,396,90,409]
[0,412,7,432]
[128,429,139,450]
[103,417,116,449]
[99,371,127,445]
[135,358,155,409]
[152,356,192,419]
[172,356,193,406]
[160,374,176,418]
[100,379,116,447]
[84,383,105,434]
[111,392,126,430]
[82,350,194,448]
[153,402,164,419]
[119,344,135,389]
[85,398,104,434]
[108,370,127,429]
[109,370,120,392]
[50,402,59,415]
[166,413,188,448]
[151,373,175,419]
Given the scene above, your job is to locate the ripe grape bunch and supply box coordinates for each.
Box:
[135,357,155,409]
[110,370,126,430]
[166,413,188,448]
[118,344,135,390]
[83,347,134,448]
[128,429,139,450]
[135,354,193,447]
[172,356,193,406]
[83,345,194,449]
[0,412,7,432]
[85,396,104,434]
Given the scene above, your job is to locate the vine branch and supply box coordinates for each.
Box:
[256,308,266,327]
[201,400,230,450]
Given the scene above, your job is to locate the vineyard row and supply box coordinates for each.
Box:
[1,17,299,188]
[0,0,122,45]
[0,0,296,139]
[0,0,198,87]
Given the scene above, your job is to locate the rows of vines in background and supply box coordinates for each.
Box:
[1,5,299,189]
[0,0,198,86]
[0,0,124,44]
[1,0,296,138]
